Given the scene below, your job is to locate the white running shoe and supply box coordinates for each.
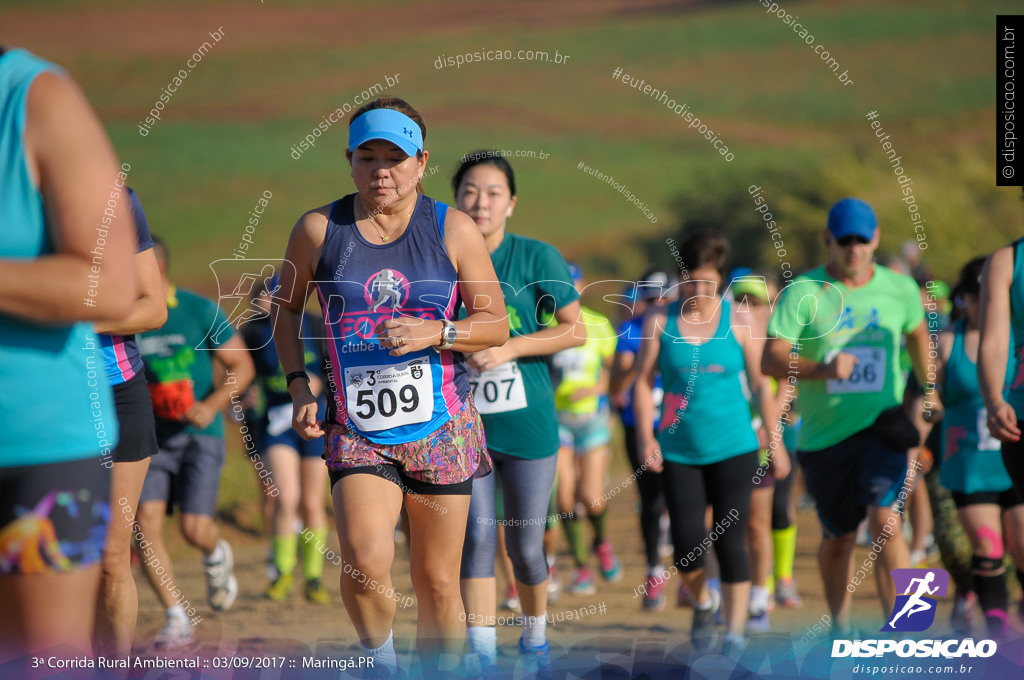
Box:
[204,539,238,612]
[154,615,194,649]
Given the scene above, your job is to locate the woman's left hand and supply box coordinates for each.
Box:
[770,442,791,480]
[466,343,515,373]
[374,316,444,356]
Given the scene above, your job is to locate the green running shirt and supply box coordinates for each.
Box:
[767,265,924,452]
[471,233,578,459]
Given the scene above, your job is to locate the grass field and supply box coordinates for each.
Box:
[4,0,1013,293]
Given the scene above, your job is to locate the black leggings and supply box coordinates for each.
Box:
[1003,425,1024,499]
[624,424,667,569]
[662,451,758,583]
[771,467,795,530]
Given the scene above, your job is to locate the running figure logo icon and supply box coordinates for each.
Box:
[365,268,408,311]
[881,568,950,632]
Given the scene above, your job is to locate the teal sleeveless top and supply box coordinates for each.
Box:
[657,298,759,465]
[1008,238,1024,412]
[940,320,1013,494]
[0,49,119,466]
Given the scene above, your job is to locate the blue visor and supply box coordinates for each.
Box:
[348,109,423,157]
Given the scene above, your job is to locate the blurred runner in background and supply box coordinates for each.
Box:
[551,263,620,596]
[137,237,254,648]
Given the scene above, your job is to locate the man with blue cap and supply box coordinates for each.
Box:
[761,198,932,636]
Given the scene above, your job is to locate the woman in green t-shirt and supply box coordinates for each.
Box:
[454,151,584,675]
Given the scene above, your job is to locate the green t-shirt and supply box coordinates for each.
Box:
[550,306,616,415]
[767,265,924,452]
[140,286,234,441]
[472,233,579,459]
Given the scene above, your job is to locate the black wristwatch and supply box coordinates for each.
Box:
[286,371,309,387]
[433,319,457,352]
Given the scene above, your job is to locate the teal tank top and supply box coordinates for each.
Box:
[940,320,1013,494]
[656,298,759,465]
[1008,238,1024,412]
[0,49,119,466]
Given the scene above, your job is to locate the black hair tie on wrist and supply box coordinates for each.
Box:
[286,371,309,387]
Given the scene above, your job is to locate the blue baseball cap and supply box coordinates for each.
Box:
[728,266,753,284]
[827,198,877,241]
[567,263,583,282]
[348,108,423,158]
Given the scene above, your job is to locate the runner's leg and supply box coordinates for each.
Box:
[299,455,329,585]
[705,452,757,637]
[406,488,473,670]
[869,502,911,618]
[959,502,1008,634]
[332,473,404,647]
[266,444,300,593]
[96,457,150,656]
[499,452,558,645]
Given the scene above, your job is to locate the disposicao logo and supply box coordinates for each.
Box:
[831,568,997,659]
[882,568,948,632]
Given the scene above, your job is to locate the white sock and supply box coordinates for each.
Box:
[361,630,398,675]
[166,605,187,622]
[466,626,497,665]
[205,541,224,565]
[438,651,461,672]
[694,592,714,611]
[648,565,663,578]
[521,614,547,648]
[750,585,770,613]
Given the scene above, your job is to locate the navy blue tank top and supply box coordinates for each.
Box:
[313,193,469,444]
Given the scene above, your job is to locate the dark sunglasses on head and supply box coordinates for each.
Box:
[836,235,870,246]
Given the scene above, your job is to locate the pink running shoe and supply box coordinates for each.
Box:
[642,575,667,612]
[594,541,623,583]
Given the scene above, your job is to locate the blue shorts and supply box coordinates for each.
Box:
[257,424,325,459]
[256,403,325,458]
[798,429,909,539]
[558,408,611,454]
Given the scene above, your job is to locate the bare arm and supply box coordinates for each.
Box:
[184,334,255,430]
[935,329,954,393]
[738,312,790,478]
[633,311,666,473]
[978,245,1021,442]
[0,71,136,321]
[511,299,586,357]
[378,210,508,355]
[467,299,585,372]
[95,248,168,334]
[923,329,954,424]
[275,208,329,440]
[761,336,856,381]
[905,320,933,395]
[609,348,636,397]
